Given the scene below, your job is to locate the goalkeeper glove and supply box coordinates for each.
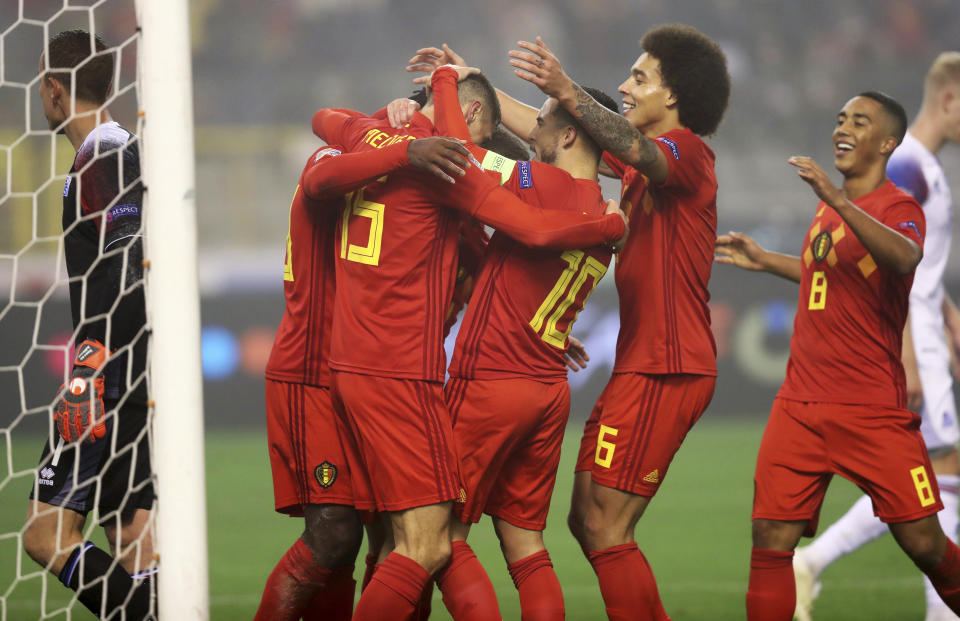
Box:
[53,339,107,443]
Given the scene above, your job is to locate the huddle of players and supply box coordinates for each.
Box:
[27,21,960,621]
[256,23,960,621]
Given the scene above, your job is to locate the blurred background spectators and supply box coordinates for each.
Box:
[2,0,959,424]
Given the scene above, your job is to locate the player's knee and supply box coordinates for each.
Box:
[900,532,945,570]
[22,521,55,566]
[751,518,803,550]
[566,509,586,546]
[581,511,628,551]
[303,504,363,568]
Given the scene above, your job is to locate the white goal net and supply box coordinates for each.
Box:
[0,1,206,618]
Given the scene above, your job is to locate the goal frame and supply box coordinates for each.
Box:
[137,0,209,617]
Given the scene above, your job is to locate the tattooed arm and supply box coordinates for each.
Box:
[566,83,668,184]
[508,37,669,184]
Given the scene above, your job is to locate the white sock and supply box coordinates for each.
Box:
[802,494,887,577]
[925,476,960,620]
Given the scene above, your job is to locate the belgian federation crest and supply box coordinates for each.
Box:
[315,461,337,488]
[812,230,832,262]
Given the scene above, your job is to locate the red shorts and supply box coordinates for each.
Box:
[331,370,462,513]
[265,379,353,514]
[446,377,570,531]
[753,397,943,535]
[575,373,715,497]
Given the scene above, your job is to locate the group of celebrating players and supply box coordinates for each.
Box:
[23,18,960,621]
[252,19,960,621]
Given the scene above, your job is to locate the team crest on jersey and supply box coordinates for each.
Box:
[315,461,337,488]
[812,230,832,262]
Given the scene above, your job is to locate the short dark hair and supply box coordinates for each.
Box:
[640,24,730,136]
[480,126,531,161]
[457,72,502,126]
[552,86,618,157]
[45,29,113,104]
[857,91,908,146]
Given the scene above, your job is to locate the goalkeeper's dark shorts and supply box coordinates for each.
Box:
[29,399,154,524]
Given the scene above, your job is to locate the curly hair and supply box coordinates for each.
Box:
[640,24,730,136]
[45,30,113,104]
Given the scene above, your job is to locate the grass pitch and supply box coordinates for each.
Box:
[0,420,928,619]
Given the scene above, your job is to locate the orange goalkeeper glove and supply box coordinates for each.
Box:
[53,339,107,443]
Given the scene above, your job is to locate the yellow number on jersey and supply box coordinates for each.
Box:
[808,270,827,310]
[595,425,618,469]
[911,466,937,508]
[283,186,300,282]
[340,187,386,266]
[530,250,608,348]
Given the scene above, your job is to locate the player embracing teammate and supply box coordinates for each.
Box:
[494,25,730,621]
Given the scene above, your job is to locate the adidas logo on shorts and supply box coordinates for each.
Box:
[39,467,55,486]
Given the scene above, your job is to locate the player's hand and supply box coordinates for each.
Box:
[408,137,472,184]
[788,156,844,208]
[53,339,107,444]
[508,37,574,100]
[387,98,421,129]
[715,232,768,271]
[408,44,467,85]
[604,199,629,252]
[564,336,590,372]
[434,64,481,82]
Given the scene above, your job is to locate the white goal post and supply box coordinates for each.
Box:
[137,0,209,618]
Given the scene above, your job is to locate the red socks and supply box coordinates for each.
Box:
[413,581,434,621]
[745,547,795,621]
[507,550,564,621]
[587,543,670,621]
[254,538,346,621]
[352,552,431,621]
[361,553,378,592]
[435,541,502,621]
[302,569,356,621]
[924,539,960,613]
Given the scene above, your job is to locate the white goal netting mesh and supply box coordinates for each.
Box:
[0,1,155,618]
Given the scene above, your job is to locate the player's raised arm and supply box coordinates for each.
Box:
[431,159,626,250]
[715,231,802,283]
[508,37,670,184]
[311,107,366,148]
[407,43,540,139]
[300,137,471,200]
[788,155,923,275]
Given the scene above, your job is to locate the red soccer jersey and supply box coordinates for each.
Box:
[265,146,344,387]
[313,87,625,381]
[778,181,925,408]
[605,129,718,375]
[449,154,612,381]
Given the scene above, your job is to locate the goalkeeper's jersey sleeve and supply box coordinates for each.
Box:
[62,121,146,402]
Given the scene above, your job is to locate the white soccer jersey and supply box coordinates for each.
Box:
[888,131,957,449]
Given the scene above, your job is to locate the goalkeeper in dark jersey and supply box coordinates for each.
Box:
[23,29,154,620]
